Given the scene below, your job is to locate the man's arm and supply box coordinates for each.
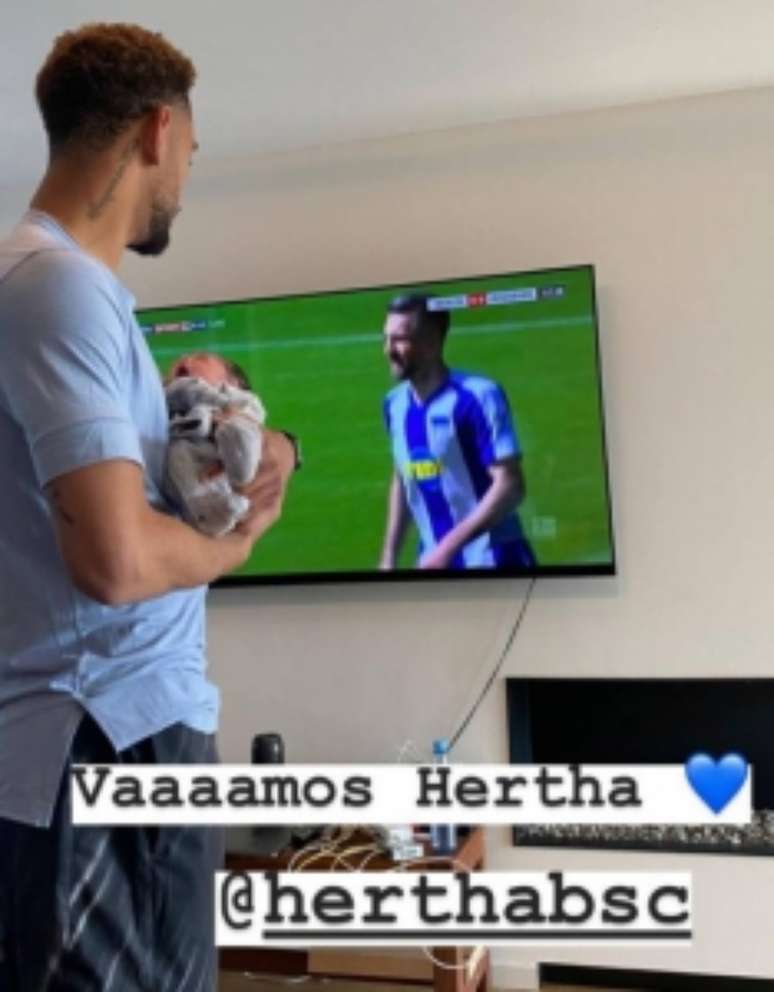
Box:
[48,428,295,605]
[419,456,525,570]
[379,470,411,570]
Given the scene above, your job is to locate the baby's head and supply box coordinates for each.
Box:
[167,352,250,390]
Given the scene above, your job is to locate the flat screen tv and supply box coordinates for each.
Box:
[139,264,614,584]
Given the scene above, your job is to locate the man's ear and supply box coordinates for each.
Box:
[137,104,173,166]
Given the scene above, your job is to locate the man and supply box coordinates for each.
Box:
[380,293,535,571]
[0,23,297,992]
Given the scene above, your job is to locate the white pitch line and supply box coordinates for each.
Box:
[147,315,591,356]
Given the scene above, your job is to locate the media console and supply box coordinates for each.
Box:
[220,825,490,992]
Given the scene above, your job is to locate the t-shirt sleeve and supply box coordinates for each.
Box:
[0,250,144,487]
[475,381,521,465]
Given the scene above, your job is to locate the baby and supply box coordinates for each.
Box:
[163,352,266,537]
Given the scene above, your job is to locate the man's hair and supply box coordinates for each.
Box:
[36,22,196,154]
[387,293,450,341]
[224,359,251,391]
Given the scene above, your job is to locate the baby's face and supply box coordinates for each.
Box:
[167,352,229,386]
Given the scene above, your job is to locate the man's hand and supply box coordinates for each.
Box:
[233,428,295,544]
[419,543,455,570]
[379,551,396,570]
[379,470,410,570]
[418,457,526,570]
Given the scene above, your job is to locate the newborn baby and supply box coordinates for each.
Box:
[164,352,266,536]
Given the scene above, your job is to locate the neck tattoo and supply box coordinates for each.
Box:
[86,138,139,220]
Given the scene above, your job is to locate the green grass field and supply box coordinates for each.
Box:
[143,267,612,576]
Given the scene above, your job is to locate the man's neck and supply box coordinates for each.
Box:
[30,144,139,273]
[410,364,448,403]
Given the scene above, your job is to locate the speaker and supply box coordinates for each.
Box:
[242,731,291,852]
[251,732,284,765]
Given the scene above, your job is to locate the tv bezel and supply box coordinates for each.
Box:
[138,262,616,587]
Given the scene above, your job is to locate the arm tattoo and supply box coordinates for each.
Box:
[87,138,139,220]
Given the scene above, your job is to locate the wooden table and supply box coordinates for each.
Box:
[220,825,490,992]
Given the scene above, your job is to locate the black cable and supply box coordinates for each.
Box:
[449,576,536,753]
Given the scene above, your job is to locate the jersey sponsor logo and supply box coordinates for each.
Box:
[403,448,443,490]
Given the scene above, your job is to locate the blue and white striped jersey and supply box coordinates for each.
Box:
[383,370,531,568]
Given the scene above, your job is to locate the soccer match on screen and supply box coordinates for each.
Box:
[141,265,613,581]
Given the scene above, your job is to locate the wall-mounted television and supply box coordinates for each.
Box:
[139,264,614,585]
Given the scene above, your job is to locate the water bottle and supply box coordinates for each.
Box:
[430,738,457,854]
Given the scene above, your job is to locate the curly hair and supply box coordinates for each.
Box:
[36,22,196,153]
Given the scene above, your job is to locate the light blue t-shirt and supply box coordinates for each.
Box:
[0,211,218,827]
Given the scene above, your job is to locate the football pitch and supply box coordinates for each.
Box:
[144,269,612,577]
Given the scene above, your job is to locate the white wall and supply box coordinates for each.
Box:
[65,85,774,984]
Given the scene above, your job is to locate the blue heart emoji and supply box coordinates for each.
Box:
[684,753,748,813]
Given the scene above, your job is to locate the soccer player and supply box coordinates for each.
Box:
[380,293,536,570]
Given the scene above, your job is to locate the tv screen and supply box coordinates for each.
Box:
[139,264,614,584]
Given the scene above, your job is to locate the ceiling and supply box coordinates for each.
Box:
[3,1,774,190]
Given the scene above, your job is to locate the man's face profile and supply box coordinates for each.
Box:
[130,103,197,257]
[384,313,423,381]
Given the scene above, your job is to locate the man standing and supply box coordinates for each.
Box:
[0,23,296,992]
[380,293,535,571]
